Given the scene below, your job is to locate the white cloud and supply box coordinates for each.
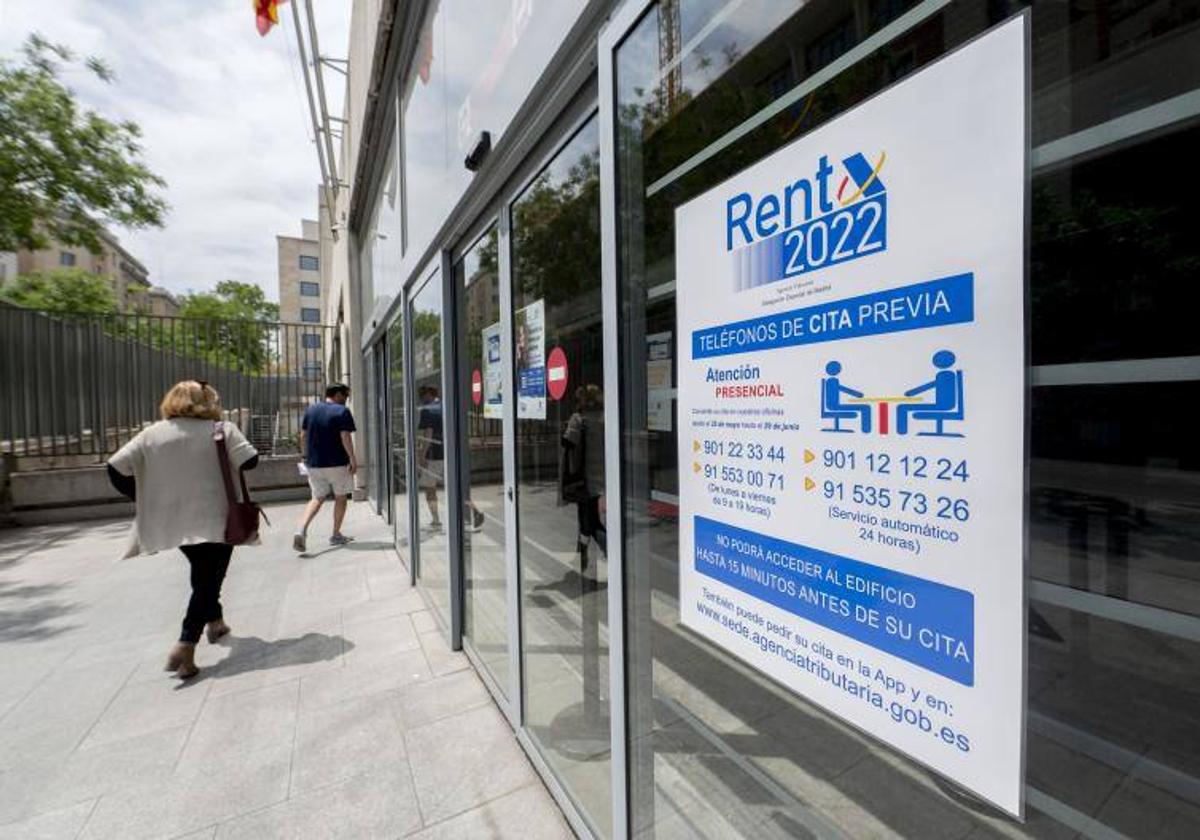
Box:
[0,0,350,302]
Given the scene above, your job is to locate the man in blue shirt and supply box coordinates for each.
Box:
[293,383,358,553]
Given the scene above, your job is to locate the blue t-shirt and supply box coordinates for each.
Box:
[302,402,357,467]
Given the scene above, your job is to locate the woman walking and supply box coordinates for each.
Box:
[107,380,259,679]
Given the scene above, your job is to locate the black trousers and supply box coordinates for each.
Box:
[179,543,233,643]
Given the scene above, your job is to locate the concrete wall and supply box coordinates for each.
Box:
[7,456,312,527]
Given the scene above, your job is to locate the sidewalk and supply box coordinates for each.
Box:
[0,501,573,840]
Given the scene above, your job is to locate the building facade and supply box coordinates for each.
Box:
[329,1,1200,838]
[15,227,151,309]
[138,286,180,317]
[278,214,333,390]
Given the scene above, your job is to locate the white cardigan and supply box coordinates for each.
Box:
[109,418,258,558]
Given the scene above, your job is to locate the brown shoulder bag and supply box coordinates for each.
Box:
[212,422,267,545]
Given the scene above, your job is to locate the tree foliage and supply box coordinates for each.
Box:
[0,268,118,314]
[178,280,279,323]
[0,34,168,253]
[174,281,281,373]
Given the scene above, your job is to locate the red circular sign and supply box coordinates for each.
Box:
[471,369,483,405]
[546,346,569,401]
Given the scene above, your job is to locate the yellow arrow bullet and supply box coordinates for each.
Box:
[804,477,816,491]
[693,462,702,474]
[804,449,815,464]
[693,440,701,452]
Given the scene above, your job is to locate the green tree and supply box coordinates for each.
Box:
[0,34,167,253]
[178,280,279,323]
[0,268,118,314]
[176,281,281,373]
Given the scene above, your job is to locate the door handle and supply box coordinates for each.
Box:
[507,486,514,502]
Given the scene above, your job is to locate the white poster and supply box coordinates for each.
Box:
[647,331,674,432]
[675,18,1027,817]
[482,321,503,420]
[516,299,546,419]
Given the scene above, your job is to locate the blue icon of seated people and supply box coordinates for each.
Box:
[820,360,871,433]
[818,351,964,437]
[897,350,965,437]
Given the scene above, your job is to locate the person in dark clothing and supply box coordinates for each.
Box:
[293,383,359,552]
[107,380,259,679]
[416,385,445,530]
[562,384,606,565]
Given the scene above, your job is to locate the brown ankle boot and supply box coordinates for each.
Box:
[166,643,199,679]
[205,619,231,644]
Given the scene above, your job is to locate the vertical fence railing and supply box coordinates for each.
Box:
[0,304,340,463]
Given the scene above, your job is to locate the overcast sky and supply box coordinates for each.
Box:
[0,0,350,302]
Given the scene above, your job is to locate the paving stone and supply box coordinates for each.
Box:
[299,650,431,712]
[394,669,492,730]
[80,676,210,749]
[405,704,536,825]
[416,628,469,678]
[216,761,421,839]
[77,743,292,840]
[290,690,407,794]
[177,679,299,767]
[0,725,188,825]
[405,784,572,839]
[0,798,98,840]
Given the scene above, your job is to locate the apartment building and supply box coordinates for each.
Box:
[16,227,150,309]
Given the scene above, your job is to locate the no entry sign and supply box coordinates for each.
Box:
[471,369,482,406]
[546,346,568,401]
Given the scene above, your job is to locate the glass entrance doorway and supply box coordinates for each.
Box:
[510,113,612,838]
[410,269,451,630]
[455,225,512,699]
[448,109,612,837]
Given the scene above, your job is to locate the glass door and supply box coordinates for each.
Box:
[409,269,452,629]
[510,112,612,838]
[454,224,513,701]
[388,316,411,569]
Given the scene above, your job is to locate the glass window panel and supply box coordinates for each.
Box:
[614,0,1200,837]
[402,0,590,264]
[401,1,449,260]
[455,225,509,694]
[410,271,451,629]
[443,0,587,194]
[390,317,411,566]
[512,113,611,838]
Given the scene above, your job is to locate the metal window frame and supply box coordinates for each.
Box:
[597,2,656,837]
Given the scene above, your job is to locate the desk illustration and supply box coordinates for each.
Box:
[847,395,922,435]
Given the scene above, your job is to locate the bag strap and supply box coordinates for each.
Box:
[211,421,251,504]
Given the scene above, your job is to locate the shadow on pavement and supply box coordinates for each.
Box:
[180,631,352,688]
[0,580,78,642]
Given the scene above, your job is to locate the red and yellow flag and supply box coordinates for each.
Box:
[254,0,288,37]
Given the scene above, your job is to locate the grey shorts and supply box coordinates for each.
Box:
[307,466,354,499]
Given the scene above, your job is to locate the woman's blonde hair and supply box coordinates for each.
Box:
[160,380,222,421]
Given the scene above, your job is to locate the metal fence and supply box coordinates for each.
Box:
[0,304,341,462]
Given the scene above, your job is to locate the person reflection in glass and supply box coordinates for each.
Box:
[416,385,444,531]
[562,384,606,569]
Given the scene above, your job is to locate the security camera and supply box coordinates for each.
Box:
[464,131,492,172]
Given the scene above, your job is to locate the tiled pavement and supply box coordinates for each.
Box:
[0,501,573,839]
